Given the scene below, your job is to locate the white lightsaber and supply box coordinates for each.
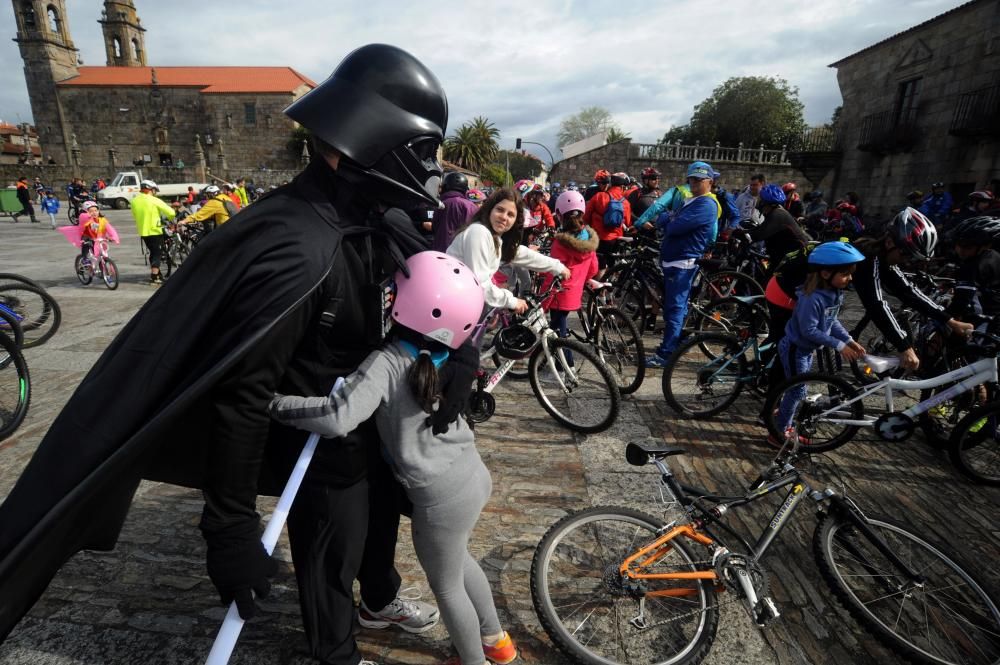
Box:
[205,377,345,665]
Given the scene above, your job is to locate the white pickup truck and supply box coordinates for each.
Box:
[96,171,208,209]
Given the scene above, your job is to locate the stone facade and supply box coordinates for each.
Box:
[549,140,816,192]
[12,0,313,176]
[831,0,1000,218]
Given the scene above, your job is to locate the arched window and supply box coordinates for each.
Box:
[22,3,36,29]
[113,37,122,59]
[131,39,141,62]
[46,5,60,34]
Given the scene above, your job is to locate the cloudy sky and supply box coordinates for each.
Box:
[0,0,962,162]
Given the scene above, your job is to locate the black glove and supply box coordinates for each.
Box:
[203,520,278,620]
[427,341,479,435]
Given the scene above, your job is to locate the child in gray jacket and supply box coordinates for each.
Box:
[270,251,518,665]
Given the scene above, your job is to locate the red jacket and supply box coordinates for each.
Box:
[540,227,599,311]
[583,186,632,241]
[527,202,555,229]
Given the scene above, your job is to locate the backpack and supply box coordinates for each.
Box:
[602,193,625,229]
[219,195,239,218]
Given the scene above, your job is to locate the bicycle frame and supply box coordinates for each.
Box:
[809,355,998,428]
[477,304,566,394]
[618,454,926,603]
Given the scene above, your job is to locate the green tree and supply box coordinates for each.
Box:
[558,106,621,147]
[480,163,511,188]
[443,115,500,172]
[659,76,807,149]
[606,127,631,143]
[496,149,544,181]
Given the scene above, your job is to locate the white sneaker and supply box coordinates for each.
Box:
[358,596,439,634]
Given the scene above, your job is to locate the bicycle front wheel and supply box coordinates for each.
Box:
[0,332,31,441]
[532,506,719,665]
[663,333,747,418]
[815,511,1000,664]
[0,284,62,348]
[594,306,645,394]
[102,258,119,290]
[949,401,1000,486]
[761,372,863,452]
[529,337,620,433]
[74,255,93,285]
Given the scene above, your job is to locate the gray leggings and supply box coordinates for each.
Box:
[409,454,500,665]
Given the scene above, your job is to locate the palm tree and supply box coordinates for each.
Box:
[443,116,500,172]
[606,127,631,143]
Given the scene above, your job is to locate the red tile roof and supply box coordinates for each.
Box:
[58,66,316,94]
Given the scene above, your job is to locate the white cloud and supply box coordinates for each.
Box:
[0,0,963,163]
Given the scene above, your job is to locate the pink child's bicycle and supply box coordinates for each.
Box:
[75,238,119,290]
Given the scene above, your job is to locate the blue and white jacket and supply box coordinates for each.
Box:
[784,287,852,353]
[657,194,719,264]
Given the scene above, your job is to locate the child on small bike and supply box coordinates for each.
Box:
[774,241,867,441]
[269,251,519,665]
[79,201,110,264]
[539,190,598,359]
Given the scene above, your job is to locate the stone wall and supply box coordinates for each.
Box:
[549,140,815,192]
[832,0,1000,218]
[51,86,306,174]
[0,163,303,199]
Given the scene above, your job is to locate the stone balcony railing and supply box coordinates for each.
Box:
[631,140,790,165]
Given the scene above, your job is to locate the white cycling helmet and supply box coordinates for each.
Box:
[203,185,220,195]
[140,179,158,190]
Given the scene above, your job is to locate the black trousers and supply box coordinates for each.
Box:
[143,235,163,269]
[285,447,407,665]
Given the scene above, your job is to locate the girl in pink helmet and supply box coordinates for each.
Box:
[269,251,519,665]
[538,191,599,358]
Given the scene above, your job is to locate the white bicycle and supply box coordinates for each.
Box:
[762,332,999,464]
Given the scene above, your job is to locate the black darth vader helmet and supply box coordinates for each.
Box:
[285,44,448,207]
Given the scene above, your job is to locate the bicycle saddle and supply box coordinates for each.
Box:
[732,295,765,304]
[696,257,725,271]
[862,355,900,374]
[626,442,687,466]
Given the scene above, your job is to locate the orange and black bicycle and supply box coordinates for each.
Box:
[531,440,1000,665]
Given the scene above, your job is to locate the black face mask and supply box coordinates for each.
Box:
[339,137,443,210]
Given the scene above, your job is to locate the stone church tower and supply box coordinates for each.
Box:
[99,0,146,66]
[11,0,79,163]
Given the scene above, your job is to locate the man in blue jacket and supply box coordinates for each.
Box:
[919,181,953,228]
[645,161,720,367]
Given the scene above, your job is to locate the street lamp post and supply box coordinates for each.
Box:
[515,138,556,169]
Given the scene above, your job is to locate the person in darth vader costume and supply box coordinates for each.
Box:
[0,44,477,665]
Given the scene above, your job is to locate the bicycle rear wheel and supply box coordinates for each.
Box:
[102,258,119,290]
[594,306,645,394]
[815,511,1000,664]
[663,333,747,418]
[532,506,718,665]
[948,401,1000,486]
[0,284,61,348]
[528,337,620,433]
[0,332,31,441]
[761,372,863,452]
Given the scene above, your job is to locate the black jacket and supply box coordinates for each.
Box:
[0,159,428,641]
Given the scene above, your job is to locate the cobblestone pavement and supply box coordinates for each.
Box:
[1,212,998,665]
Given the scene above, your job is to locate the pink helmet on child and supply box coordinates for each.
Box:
[391,251,484,349]
[554,190,586,217]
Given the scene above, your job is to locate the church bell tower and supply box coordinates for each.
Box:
[100,0,146,66]
[12,0,79,163]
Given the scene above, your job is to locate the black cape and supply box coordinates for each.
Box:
[0,160,426,641]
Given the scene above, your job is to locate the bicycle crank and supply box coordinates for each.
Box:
[874,412,914,441]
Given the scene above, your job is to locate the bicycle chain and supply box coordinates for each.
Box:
[623,558,742,632]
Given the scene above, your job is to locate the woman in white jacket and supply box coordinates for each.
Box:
[447,187,570,315]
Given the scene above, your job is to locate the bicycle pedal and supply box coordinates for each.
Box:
[754,597,780,626]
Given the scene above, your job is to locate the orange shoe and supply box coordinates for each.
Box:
[483,632,517,664]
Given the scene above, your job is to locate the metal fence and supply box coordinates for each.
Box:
[951,82,1000,136]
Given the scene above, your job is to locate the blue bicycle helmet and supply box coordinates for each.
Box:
[759,184,786,205]
[808,241,865,267]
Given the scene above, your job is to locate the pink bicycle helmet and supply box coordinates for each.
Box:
[554,190,586,217]
[82,200,99,210]
[391,251,484,349]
